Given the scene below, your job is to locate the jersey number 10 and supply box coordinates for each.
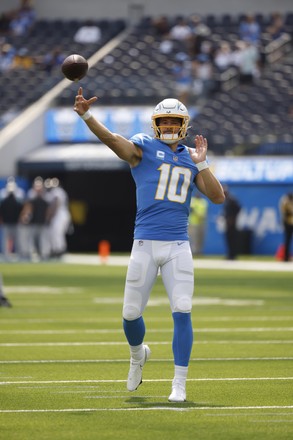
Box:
[155,163,192,204]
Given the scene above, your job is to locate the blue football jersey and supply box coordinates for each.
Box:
[130,133,200,240]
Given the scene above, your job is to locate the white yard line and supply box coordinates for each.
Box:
[0,316,292,324]
[0,357,292,365]
[1,377,293,386]
[0,292,265,306]
[1,340,293,347]
[1,405,293,413]
[3,287,82,294]
[1,327,293,335]
[94,297,265,306]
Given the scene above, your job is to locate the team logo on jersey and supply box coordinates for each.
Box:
[173,156,178,162]
[156,150,165,160]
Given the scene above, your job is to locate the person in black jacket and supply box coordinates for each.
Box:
[279,192,293,262]
[22,177,51,261]
[0,179,24,260]
[222,186,241,260]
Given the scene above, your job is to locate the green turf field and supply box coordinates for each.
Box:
[0,260,292,440]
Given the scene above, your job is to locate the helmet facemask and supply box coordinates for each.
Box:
[152,117,189,144]
[152,98,190,145]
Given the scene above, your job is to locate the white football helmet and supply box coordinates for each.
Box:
[152,98,190,144]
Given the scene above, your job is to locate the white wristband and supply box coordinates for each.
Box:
[80,110,92,121]
[196,160,209,172]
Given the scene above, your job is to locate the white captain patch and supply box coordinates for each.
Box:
[156,150,165,160]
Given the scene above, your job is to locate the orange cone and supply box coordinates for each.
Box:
[275,244,285,261]
[98,240,110,263]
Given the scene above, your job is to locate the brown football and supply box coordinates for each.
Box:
[61,54,88,81]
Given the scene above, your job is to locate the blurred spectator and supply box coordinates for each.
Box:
[45,178,71,258]
[230,40,246,69]
[0,177,25,261]
[0,43,15,72]
[11,47,34,69]
[172,52,193,105]
[159,35,174,54]
[0,177,25,201]
[169,17,193,42]
[279,192,293,262]
[238,41,260,85]
[266,12,286,40]
[222,186,241,260]
[238,14,261,45]
[36,47,65,74]
[189,14,211,38]
[0,11,14,34]
[151,16,170,36]
[21,177,51,261]
[214,42,233,72]
[74,20,101,44]
[188,192,208,256]
[192,53,215,98]
[190,37,214,60]
[9,0,36,36]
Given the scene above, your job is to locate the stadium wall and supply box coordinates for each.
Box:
[1,0,292,20]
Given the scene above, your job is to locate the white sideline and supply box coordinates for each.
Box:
[62,254,293,272]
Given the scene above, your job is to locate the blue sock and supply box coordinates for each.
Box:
[172,312,193,366]
[123,316,145,346]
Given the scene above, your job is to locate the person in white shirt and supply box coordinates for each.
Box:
[45,178,71,257]
[169,18,193,41]
[74,20,101,44]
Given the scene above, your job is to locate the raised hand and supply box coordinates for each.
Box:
[188,135,208,164]
[74,87,98,116]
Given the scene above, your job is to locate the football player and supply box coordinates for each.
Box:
[74,89,225,402]
[0,275,12,307]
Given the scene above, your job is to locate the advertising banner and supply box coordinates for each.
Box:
[45,107,154,143]
[203,157,293,255]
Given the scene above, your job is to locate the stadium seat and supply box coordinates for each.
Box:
[0,18,126,126]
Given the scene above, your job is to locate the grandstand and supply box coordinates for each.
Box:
[0,10,292,154]
[0,18,126,128]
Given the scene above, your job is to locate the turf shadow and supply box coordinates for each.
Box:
[124,397,222,409]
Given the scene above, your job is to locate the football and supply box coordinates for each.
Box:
[61,54,88,81]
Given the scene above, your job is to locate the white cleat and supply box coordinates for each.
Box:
[127,344,151,391]
[168,380,186,402]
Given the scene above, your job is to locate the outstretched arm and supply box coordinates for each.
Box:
[188,135,225,204]
[74,87,142,167]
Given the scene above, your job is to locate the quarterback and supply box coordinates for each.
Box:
[74,88,225,402]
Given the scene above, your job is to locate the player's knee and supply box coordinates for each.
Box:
[123,304,141,321]
[173,296,192,313]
